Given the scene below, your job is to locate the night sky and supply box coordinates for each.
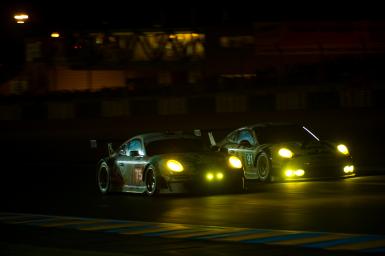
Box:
[1,1,384,31]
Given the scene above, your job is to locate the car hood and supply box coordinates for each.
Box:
[267,140,337,157]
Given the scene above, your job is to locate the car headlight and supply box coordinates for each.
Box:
[228,156,242,169]
[166,160,184,172]
[278,148,293,158]
[285,169,305,177]
[344,165,354,173]
[337,144,349,155]
[206,172,214,181]
[295,169,305,176]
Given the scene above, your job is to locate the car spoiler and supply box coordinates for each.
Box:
[208,131,216,146]
[193,128,233,147]
[107,143,114,157]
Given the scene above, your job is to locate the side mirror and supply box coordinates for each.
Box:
[240,140,251,147]
[119,149,127,156]
[108,143,114,157]
[129,150,140,157]
[211,145,219,152]
[220,147,228,153]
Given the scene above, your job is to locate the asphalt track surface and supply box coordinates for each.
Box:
[1,110,385,255]
[2,163,385,255]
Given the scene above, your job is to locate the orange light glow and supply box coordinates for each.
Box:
[51,32,60,38]
[169,33,203,42]
[14,13,29,23]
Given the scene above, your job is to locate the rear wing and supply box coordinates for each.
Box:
[208,131,216,146]
[192,128,233,147]
[107,143,114,157]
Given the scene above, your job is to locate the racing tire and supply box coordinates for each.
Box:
[241,176,249,192]
[256,152,272,182]
[144,165,159,197]
[97,161,111,195]
[228,175,248,194]
[235,175,248,193]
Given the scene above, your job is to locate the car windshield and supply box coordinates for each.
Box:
[254,125,319,144]
[146,138,208,156]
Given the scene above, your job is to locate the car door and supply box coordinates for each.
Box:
[114,142,132,186]
[125,139,148,189]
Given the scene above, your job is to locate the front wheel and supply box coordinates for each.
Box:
[97,161,111,194]
[239,175,248,192]
[144,165,159,196]
[256,152,272,182]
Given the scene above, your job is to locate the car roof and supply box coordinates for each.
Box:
[131,132,200,144]
[236,122,300,131]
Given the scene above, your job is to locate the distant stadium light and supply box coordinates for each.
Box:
[14,13,29,24]
[169,32,203,41]
[51,32,60,38]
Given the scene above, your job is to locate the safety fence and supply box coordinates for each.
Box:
[0,88,383,121]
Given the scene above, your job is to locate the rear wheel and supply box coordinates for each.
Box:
[97,161,111,194]
[256,152,272,182]
[144,165,159,196]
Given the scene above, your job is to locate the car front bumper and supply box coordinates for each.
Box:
[272,159,355,181]
[162,169,244,193]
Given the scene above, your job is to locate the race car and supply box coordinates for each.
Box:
[96,131,245,196]
[213,123,355,182]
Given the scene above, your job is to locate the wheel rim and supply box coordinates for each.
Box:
[98,167,109,192]
[257,155,269,179]
[146,169,156,193]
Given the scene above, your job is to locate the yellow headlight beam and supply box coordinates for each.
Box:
[337,144,349,155]
[206,172,214,181]
[216,172,224,180]
[166,160,184,172]
[278,148,293,158]
[294,169,305,176]
[285,169,305,177]
[51,32,60,38]
[344,165,354,173]
[228,156,242,168]
[285,170,294,177]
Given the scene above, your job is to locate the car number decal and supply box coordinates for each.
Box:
[245,153,254,166]
[133,167,143,185]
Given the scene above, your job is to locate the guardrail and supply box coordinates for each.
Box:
[0,88,382,121]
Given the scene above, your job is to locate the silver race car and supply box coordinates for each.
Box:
[97,132,245,196]
[213,123,355,182]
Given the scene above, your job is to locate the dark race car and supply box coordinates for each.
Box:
[213,123,355,182]
[96,132,245,196]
